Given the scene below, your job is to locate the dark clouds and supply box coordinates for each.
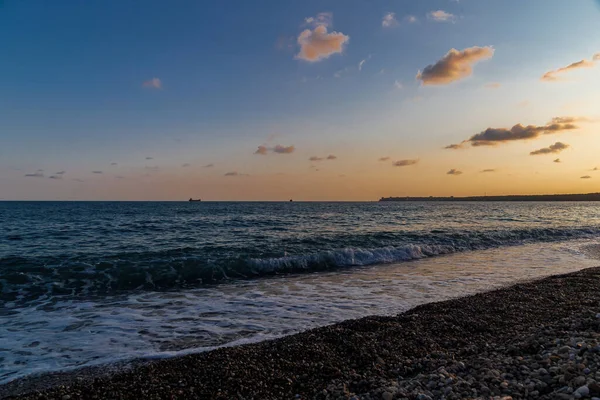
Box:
[378,157,390,161]
[92,171,103,174]
[203,164,214,168]
[416,46,494,85]
[480,169,495,173]
[447,169,463,175]
[530,142,569,155]
[24,170,44,178]
[581,175,592,179]
[224,171,248,177]
[554,158,561,163]
[392,159,419,167]
[445,117,581,148]
[255,145,295,155]
[255,146,268,155]
[273,145,295,154]
[326,154,337,160]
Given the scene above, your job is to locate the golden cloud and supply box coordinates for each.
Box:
[417,46,494,85]
[541,59,595,82]
[296,25,349,62]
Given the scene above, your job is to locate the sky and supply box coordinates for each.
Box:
[1,0,599,201]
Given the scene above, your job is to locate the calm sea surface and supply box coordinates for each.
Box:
[1,201,600,383]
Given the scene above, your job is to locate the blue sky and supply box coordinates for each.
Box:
[1,0,599,200]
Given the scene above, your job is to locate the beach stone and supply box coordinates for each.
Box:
[574,376,587,387]
[589,382,600,394]
[382,392,393,400]
[575,385,590,398]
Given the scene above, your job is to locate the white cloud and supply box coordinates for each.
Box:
[394,80,403,89]
[382,12,398,28]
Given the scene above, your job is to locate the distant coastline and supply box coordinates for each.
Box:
[380,192,600,202]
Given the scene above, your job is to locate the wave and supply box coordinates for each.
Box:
[1,226,599,302]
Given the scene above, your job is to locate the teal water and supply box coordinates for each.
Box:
[1,201,600,383]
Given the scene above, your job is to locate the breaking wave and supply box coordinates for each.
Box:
[2,226,600,302]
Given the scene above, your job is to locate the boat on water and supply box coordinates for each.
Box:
[188,198,202,202]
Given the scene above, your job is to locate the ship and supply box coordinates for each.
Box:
[188,198,202,202]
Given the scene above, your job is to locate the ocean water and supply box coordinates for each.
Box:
[1,201,600,384]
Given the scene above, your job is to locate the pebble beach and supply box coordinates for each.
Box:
[2,266,600,399]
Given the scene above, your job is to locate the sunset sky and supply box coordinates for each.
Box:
[1,0,599,200]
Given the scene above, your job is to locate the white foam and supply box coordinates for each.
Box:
[1,239,599,384]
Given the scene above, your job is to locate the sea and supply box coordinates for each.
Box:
[1,201,600,384]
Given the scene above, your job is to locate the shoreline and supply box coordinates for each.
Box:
[3,267,600,399]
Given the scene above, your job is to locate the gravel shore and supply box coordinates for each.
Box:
[3,266,600,400]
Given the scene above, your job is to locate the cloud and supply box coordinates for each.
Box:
[326,154,337,160]
[581,175,592,179]
[182,163,190,167]
[393,159,419,167]
[273,145,295,154]
[394,80,403,89]
[427,10,456,22]
[406,15,418,23]
[203,163,214,168]
[382,12,398,28]
[541,58,596,82]
[145,157,153,160]
[309,156,324,161]
[446,117,581,148]
[55,171,66,175]
[142,78,162,89]
[110,162,118,166]
[48,175,62,180]
[554,158,561,163]
[358,58,367,71]
[592,167,599,171]
[480,169,496,173]
[485,82,501,89]
[416,46,494,85]
[304,12,332,27]
[92,171,103,174]
[447,169,463,175]
[530,142,569,155]
[444,143,466,150]
[255,145,295,155]
[296,19,349,62]
[379,157,390,162]
[224,171,248,177]
[24,170,44,178]
[594,53,600,61]
[255,145,269,155]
